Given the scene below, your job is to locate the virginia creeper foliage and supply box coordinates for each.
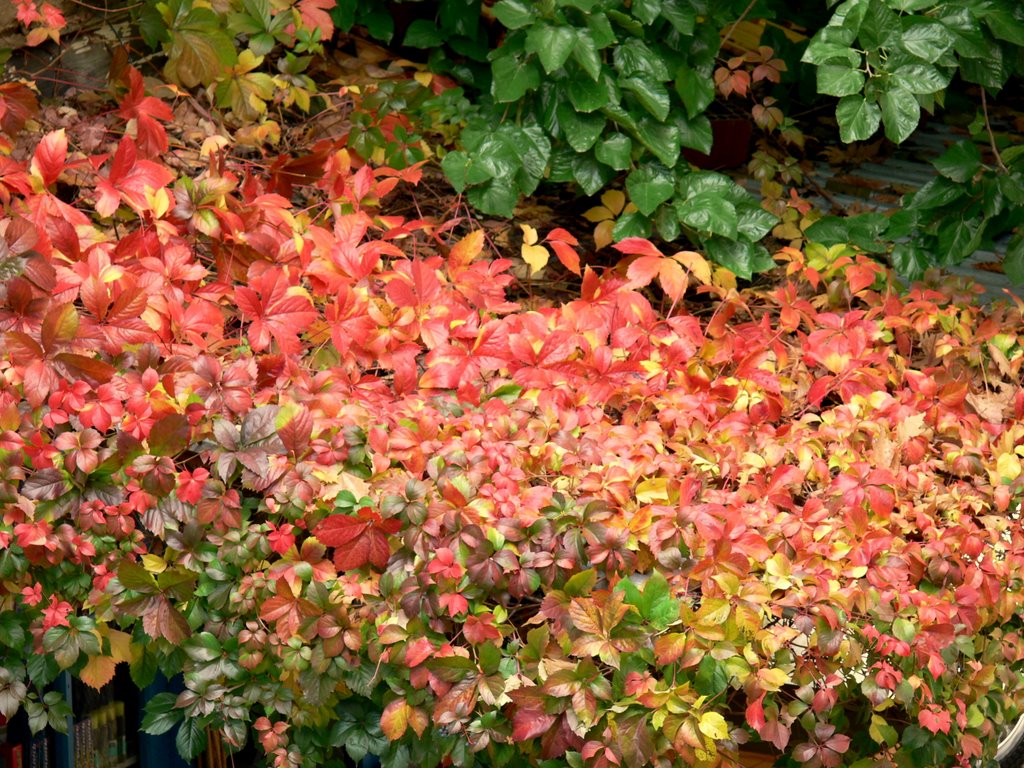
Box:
[0,75,1024,768]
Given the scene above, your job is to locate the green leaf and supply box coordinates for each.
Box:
[859,1,901,49]
[564,569,598,596]
[491,52,541,102]
[802,40,861,66]
[816,65,865,97]
[679,114,713,154]
[611,209,652,240]
[674,65,714,119]
[626,164,675,216]
[879,86,919,144]
[937,218,983,265]
[676,192,737,238]
[694,655,729,696]
[892,63,952,94]
[900,18,954,60]
[1005,234,1024,285]
[595,134,632,170]
[704,237,774,279]
[403,19,444,48]
[634,117,680,168]
[510,125,551,185]
[907,176,965,210]
[613,39,669,80]
[660,0,695,34]
[735,207,778,241]
[468,179,520,218]
[585,12,617,48]
[164,8,239,88]
[566,68,613,112]
[934,140,982,183]
[631,0,661,25]
[941,7,987,58]
[959,46,1006,90]
[526,24,577,74]
[176,717,207,760]
[836,95,882,143]
[493,0,540,25]
[655,205,681,241]
[982,6,1024,46]
[557,104,606,152]
[141,692,182,735]
[441,150,471,192]
[621,77,670,122]
[890,242,932,280]
[571,153,615,196]
[571,30,602,80]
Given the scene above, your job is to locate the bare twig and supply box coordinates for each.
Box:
[721,0,761,54]
[981,89,1009,174]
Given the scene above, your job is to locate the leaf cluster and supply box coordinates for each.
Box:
[1,57,1024,768]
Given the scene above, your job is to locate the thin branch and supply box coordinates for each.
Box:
[721,0,761,55]
[981,89,1009,174]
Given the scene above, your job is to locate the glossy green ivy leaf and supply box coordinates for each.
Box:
[1005,233,1024,284]
[900,18,954,59]
[934,140,982,183]
[892,63,951,94]
[595,134,633,170]
[634,117,680,168]
[620,77,671,122]
[836,95,882,143]
[557,104,607,152]
[526,23,577,74]
[675,192,737,238]
[879,85,919,144]
[703,237,774,280]
[491,0,535,29]
[816,65,865,97]
[626,163,675,216]
[571,152,615,196]
[674,65,714,120]
[571,30,602,80]
[491,52,541,102]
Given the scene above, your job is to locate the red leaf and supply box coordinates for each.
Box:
[235,269,318,355]
[94,136,174,217]
[31,129,66,187]
[625,255,663,288]
[511,706,556,742]
[746,693,766,731]
[314,509,398,571]
[613,237,663,258]
[548,240,581,276]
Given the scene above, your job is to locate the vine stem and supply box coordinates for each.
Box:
[981,89,1009,174]
[721,0,761,55]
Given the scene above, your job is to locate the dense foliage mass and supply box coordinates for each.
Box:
[11,0,1024,280]
[1,70,1024,768]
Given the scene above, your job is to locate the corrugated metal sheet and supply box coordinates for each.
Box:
[801,121,1019,303]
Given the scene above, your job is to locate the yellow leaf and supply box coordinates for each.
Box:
[673,250,713,285]
[521,244,550,275]
[107,629,133,664]
[601,189,626,215]
[697,711,730,741]
[583,205,613,223]
[80,654,118,690]
[413,71,433,88]
[712,267,737,290]
[142,554,167,574]
[519,223,540,246]
[997,452,1022,481]
[756,667,790,691]
[594,220,615,250]
[636,477,670,503]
